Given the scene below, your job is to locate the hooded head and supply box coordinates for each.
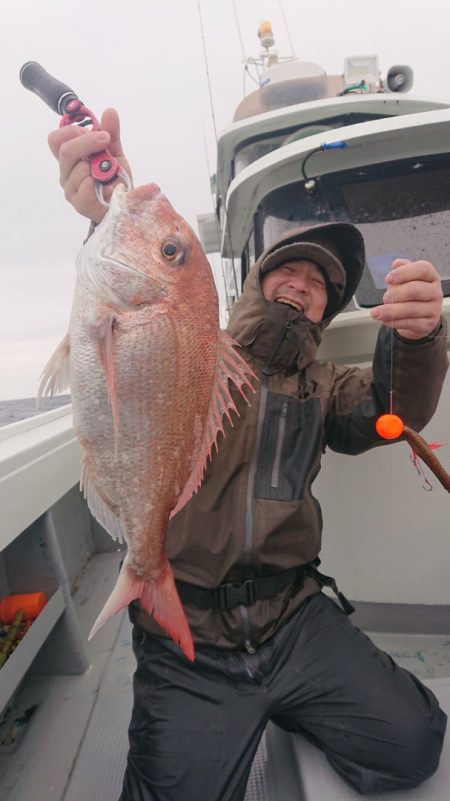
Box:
[227,222,365,372]
[258,222,365,321]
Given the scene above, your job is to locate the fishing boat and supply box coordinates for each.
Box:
[1,21,450,801]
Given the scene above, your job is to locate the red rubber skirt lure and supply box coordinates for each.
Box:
[376,414,450,493]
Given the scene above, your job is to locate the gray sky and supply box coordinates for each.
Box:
[2,0,450,400]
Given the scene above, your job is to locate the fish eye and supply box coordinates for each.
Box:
[161,240,179,261]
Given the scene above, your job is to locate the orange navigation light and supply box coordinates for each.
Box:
[376,414,404,440]
[258,20,275,49]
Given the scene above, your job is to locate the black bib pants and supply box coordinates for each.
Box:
[119,593,446,800]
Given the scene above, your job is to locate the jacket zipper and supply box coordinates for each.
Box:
[239,377,268,653]
[239,321,293,653]
[271,401,288,489]
[241,607,256,654]
[244,378,268,561]
[262,320,294,376]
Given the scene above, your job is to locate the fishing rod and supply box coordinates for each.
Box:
[19,61,131,205]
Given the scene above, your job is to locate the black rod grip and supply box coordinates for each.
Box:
[19,61,80,116]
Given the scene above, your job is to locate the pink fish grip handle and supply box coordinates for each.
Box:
[59,100,120,184]
[19,61,122,185]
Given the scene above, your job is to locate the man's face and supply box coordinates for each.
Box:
[261,259,328,323]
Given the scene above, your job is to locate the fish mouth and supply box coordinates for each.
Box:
[127,183,161,203]
[275,296,304,313]
[109,182,161,215]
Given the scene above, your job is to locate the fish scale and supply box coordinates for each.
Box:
[39,181,256,661]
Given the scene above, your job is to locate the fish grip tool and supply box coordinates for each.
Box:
[19,61,132,205]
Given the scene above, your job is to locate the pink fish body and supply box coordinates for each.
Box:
[40,183,254,661]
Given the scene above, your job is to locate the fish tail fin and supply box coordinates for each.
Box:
[88,558,194,662]
[140,563,195,662]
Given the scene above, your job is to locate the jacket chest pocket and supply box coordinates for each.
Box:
[254,392,322,501]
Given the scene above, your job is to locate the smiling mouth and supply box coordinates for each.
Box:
[276,296,304,312]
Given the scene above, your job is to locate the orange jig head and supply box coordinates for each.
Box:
[376,413,404,440]
[376,415,450,493]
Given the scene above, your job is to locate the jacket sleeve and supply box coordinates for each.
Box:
[325,319,448,455]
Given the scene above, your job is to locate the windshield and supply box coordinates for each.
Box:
[255,156,450,305]
[340,166,450,288]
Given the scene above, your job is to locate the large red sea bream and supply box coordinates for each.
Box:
[40,182,255,661]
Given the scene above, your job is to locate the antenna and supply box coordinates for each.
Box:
[231,0,247,62]
[197,1,240,314]
[277,0,296,58]
[197,0,218,143]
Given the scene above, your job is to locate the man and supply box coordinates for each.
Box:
[49,109,447,800]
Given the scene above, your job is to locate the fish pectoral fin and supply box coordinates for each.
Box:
[170,329,257,518]
[89,310,120,447]
[89,557,194,662]
[81,455,124,543]
[38,333,70,401]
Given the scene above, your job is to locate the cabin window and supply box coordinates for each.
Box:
[254,155,450,305]
[339,164,450,297]
[255,180,334,258]
[234,136,285,176]
[232,114,392,179]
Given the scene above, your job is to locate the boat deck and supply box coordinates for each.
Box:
[0,550,449,801]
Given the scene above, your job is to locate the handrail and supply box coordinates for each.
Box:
[0,403,72,441]
[0,404,82,551]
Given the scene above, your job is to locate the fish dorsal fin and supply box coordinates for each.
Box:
[80,455,124,543]
[170,330,257,519]
[38,333,71,400]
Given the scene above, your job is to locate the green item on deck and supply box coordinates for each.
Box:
[0,610,24,668]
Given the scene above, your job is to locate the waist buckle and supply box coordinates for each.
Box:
[215,578,257,610]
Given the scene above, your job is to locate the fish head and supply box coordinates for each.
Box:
[84,182,218,317]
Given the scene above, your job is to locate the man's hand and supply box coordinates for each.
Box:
[370,259,443,339]
[47,108,132,224]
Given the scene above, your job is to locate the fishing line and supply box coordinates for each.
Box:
[389,321,395,415]
[386,295,450,413]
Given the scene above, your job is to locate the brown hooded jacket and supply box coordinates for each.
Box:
[130,223,449,651]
